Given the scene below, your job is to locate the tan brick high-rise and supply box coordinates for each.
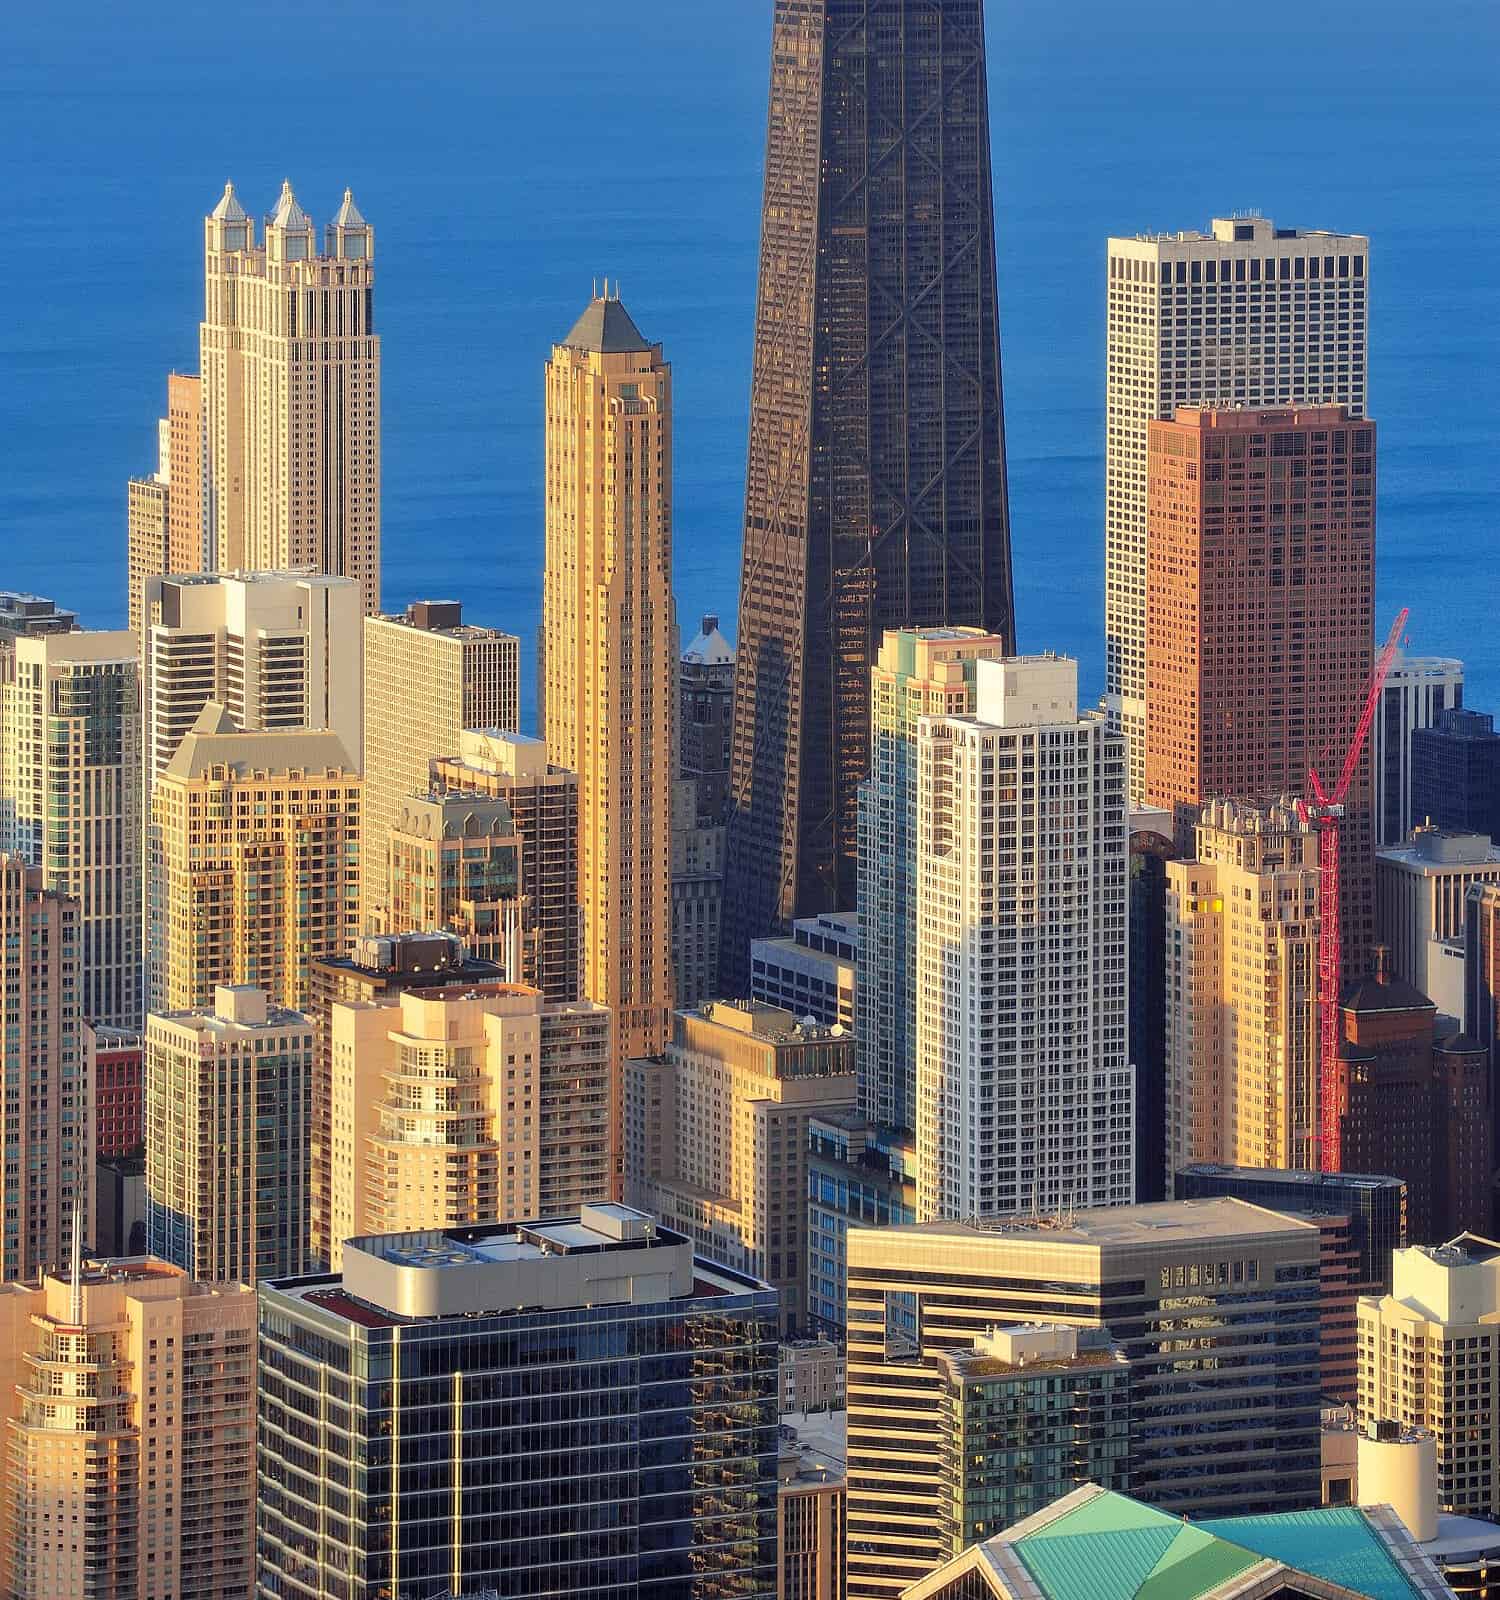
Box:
[1145,404,1376,977]
[542,293,675,1189]
[126,372,203,632]
[201,181,380,612]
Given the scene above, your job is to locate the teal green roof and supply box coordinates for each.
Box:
[1201,1506,1426,1600]
[1007,1491,1428,1600]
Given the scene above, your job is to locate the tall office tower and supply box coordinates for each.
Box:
[305,931,500,1266]
[324,981,612,1265]
[429,730,581,992]
[1358,1236,1500,1519]
[200,181,380,611]
[0,856,86,1283]
[145,984,313,1283]
[387,791,523,971]
[914,656,1133,1220]
[1129,827,1178,1201]
[1377,828,1500,1015]
[935,1326,1132,1548]
[141,569,363,785]
[1163,798,1320,1182]
[1374,651,1464,846]
[857,627,1006,1132]
[1175,1164,1407,1401]
[1468,884,1500,1186]
[541,293,676,1187]
[680,611,735,817]
[1,630,142,1028]
[1146,403,1377,976]
[843,1200,1323,1598]
[724,2,1016,984]
[752,909,859,1028]
[257,1206,780,1599]
[1334,956,1490,1244]
[1106,215,1369,803]
[0,1258,255,1600]
[360,601,519,930]
[1412,708,1500,842]
[149,710,359,1012]
[623,1000,855,1333]
[125,373,204,632]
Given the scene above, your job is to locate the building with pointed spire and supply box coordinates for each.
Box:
[201,180,380,612]
[541,290,676,1190]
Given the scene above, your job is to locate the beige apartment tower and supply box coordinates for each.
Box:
[429,729,582,1000]
[126,372,204,632]
[542,293,676,1188]
[1358,1236,1500,1518]
[0,857,89,1284]
[1105,215,1368,800]
[0,1257,256,1599]
[623,1001,856,1332]
[149,709,359,1012]
[1,630,142,1028]
[201,181,380,611]
[1165,797,1321,1182]
[145,986,314,1285]
[360,601,519,931]
[323,982,612,1267]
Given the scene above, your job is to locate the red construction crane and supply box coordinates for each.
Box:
[1297,607,1409,1172]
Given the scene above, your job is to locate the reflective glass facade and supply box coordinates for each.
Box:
[256,1276,781,1598]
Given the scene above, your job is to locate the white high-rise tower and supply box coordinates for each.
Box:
[914,655,1134,1220]
[1105,214,1369,801]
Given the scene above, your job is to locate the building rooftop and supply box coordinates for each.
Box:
[687,999,850,1043]
[1377,830,1500,870]
[270,1204,769,1327]
[560,291,652,354]
[682,612,735,665]
[894,1197,1315,1250]
[902,1485,1449,1600]
[1179,1163,1406,1194]
[163,704,357,781]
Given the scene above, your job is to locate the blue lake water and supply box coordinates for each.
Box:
[3,1,1496,728]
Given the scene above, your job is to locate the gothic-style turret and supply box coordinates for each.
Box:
[265,179,314,263]
[326,186,373,261]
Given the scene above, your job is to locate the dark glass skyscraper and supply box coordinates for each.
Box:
[723,0,1015,985]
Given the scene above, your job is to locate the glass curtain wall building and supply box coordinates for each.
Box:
[256,1205,780,1599]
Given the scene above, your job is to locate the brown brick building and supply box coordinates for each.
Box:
[1333,955,1490,1244]
[1145,404,1376,976]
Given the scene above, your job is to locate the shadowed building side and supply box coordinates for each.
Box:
[723,0,1015,990]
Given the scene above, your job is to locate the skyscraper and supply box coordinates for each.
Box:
[1,630,142,1028]
[148,710,360,1013]
[541,292,676,1187]
[324,981,611,1264]
[429,729,582,1001]
[857,626,1005,1132]
[256,1206,780,1599]
[844,1200,1324,1597]
[0,1257,256,1600]
[125,372,204,632]
[201,181,380,611]
[1411,707,1500,843]
[140,568,363,785]
[0,856,86,1283]
[914,656,1133,1220]
[723,0,1016,981]
[1164,798,1321,1181]
[1373,650,1464,847]
[1106,215,1369,803]
[1145,403,1377,977]
[146,984,314,1284]
[360,600,519,932]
